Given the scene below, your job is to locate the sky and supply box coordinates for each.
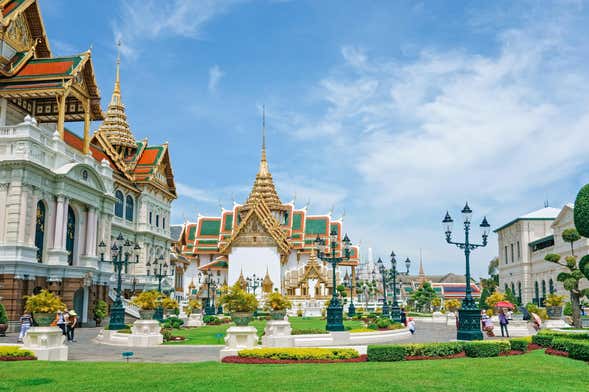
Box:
[43,0,589,278]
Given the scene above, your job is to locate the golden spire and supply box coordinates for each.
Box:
[95,40,136,155]
[418,249,426,283]
[262,266,273,293]
[237,268,247,291]
[243,106,283,210]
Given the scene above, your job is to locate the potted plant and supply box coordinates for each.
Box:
[131,290,161,320]
[162,297,179,316]
[0,303,8,336]
[24,290,65,326]
[220,283,258,326]
[93,300,108,327]
[264,291,292,320]
[544,293,565,319]
[186,298,201,315]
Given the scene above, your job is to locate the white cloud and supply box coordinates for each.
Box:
[208,65,224,93]
[176,182,218,203]
[113,0,242,58]
[274,172,348,214]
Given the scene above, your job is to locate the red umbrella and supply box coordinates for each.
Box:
[495,301,515,309]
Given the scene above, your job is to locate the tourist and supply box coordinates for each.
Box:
[506,309,513,320]
[55,310,66,336]
[400,308,407,326]
[482,313,495,337]
[498,308,509,337]
[408,317,416,335]
[17,312,33,343]
[67,310,78,342]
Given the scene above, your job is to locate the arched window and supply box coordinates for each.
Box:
[125,195,134,221]
[549,278,555,294]
[149,211,152,225]
[34,201,46,263]
[114,190,124,218]
[163,217,166,229]
[156,214,159,227]
[517,281,522,303]
[541,280,546,301]
[66,206,75,266]
[510,282,515,294]
[534,281,540,306]
[504,284,508,292]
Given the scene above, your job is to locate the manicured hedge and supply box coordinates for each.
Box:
[367,345,406,362]
[404,342,464,357]
[509,338,530,352]
[0,346,36,361]
[566,340,589,361]
[532,330,589,347]
[238,348,359,360]
[291,329,329,335]
[463,341,510,358]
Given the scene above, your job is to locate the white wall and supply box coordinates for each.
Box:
[228,246,281,293]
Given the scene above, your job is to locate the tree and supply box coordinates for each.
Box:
[485,291,506,312]
[480,257,499,292]
[574,184,589,237]
[479,288,491,310]
[544,253,589,328]
[444,299,461,312]
[562,228,581,256]
[505,287,519,306]
[411,282,438,312]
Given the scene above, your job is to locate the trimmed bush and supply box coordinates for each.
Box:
[574,183,589,238]
[238,348,358,360]
[404,342,463,357]
[509,338,529,352]
[367,345,406,362]
[162,316,184,329]
[0,346,36,359]
[566,340,589,361]
[550,337,572,352]
[463,341,510,358]
[532,330,589,347]
[291,328,329,335]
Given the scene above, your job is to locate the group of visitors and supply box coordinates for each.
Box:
[17,309,78,343]
[481,308,512,337]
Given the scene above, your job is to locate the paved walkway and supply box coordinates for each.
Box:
[0,320,456,363]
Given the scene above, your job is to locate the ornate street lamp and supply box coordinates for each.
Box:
[443,203,490,340]
[315,229,352,331]
[199,271,218,316]
[388,251,411,323]
[99,234,141,331]
[343,272,355,317]
[376,257,390,317]
[146,255,173,322]
[246,274,262,295]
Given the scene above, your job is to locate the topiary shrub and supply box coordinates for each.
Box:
[463,341,510,357]
[509,338,529,352]
[566,340,589,361]
[162,316,184,329]
[376,318,391,329]
[574,184,589,238]
[203,315,220,325]
[0,303,7,324]
[238,348,359,360]
[403,342,464,357]
[367,345,406,362]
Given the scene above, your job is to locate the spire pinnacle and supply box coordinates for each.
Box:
[259,105,269,175]
[113,40,121,97]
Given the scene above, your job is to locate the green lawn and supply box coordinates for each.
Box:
[0,351,585,392]
[165,317,364,345]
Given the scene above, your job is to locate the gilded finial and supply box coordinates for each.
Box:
[114,40,121,95]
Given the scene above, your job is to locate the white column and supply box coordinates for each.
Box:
[53,195,65,249]
[85,207,97,256]
[27,189,40,246]
[17,185,29,244]
[0,98,7,126]
[0,183,8,243]
[82,286,89,323]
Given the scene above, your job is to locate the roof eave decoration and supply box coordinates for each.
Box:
[219,197,291,256]
[1,0,51,58]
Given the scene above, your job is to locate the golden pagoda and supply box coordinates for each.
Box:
[262,268,274,293]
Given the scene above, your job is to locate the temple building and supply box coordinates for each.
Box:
[176,124,360,307]
[0,0,176,328]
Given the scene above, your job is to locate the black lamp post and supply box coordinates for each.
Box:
[199,271,217,316]
[443,203,490,341]
[315,229,352,331]
[146,255,173,322]
[246,274,262,295]
[388,251,411,323]
[343,273,356,317]
[376,257,390,317]
[98,233,141,331]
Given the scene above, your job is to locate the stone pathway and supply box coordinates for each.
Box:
[0,320,456,363]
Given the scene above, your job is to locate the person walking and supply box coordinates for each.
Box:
[17,312,33,342]
[67,310,78,342]
[498,308,509,337]
[408,317,416,335]
[55,310,66,336]
[400,308,407,327]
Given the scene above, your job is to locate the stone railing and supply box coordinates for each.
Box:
[108,288,141,319]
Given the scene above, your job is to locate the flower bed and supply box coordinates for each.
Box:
[0,346,37,361]
[223,355,367,364]
[238,348,359,361]
[545,348,569,358]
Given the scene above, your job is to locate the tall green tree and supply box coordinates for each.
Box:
[480,257,499,292]
[562,228,581,256]
[411,281,438,312]
[505,287,519,306]
[479,288,491,310]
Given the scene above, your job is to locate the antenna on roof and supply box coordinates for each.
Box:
[544,200,549,208]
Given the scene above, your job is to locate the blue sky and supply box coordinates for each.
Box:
[44,0,589,277]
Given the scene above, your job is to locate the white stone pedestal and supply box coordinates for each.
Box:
[303,307,322,317]
[262,320,293,347]
[186,313,204,327]
[330,331,351,345]
[432,311,445,322]
[128,319,163,347]
[544,319,570,329]
[446,313,457,327]
[219,326,259,360]
[23,326,68,361]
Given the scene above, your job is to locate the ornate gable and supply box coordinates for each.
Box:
[219,197,290,256]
